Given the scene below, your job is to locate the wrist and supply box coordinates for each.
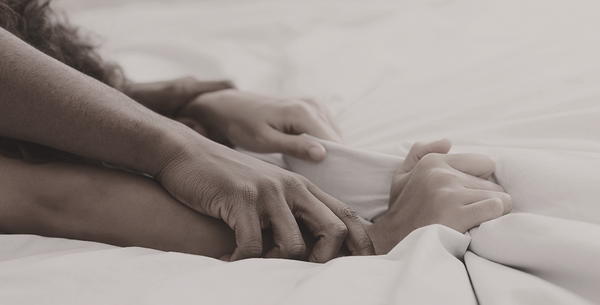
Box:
[364,216,407,255]
[139,116,212,179]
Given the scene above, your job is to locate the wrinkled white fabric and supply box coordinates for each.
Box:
[469,214,600,304]
[284,135,402,223]
[0,226,475,305]
[465,251,594,305]
[2,0,600,304]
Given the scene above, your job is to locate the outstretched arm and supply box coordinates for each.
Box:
[0,27,374,262]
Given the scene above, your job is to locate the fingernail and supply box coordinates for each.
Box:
[308,145,326,161]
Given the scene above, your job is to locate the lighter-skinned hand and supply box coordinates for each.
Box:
[365,139,512,254]
[178,89,343,162]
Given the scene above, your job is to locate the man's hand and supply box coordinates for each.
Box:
[178,89,343,161]
[365,139,512,254]
[156,134,374,262]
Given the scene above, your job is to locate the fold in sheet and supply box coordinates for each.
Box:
[284,134,402,223]
[280,135,600,304]
[0,226,475,305]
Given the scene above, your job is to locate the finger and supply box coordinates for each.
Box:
[262,199,307,259]
[459,197,505,232]
[444,153,496,179]
[305,183,375,258]
[460,189,513,215]
[288,187,349,263]
[400,139,452,173]
[262,127,329,162]
[229,211,264,261]
[463,177,514,214]
[462,174,506,193]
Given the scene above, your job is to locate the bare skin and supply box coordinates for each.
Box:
[365,140,512,254]
[0,154,236,258]
[0,23,511,260]
[0,27,374,262]
[0,140,511,259]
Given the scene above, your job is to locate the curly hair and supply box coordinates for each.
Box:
[0,0,124,163]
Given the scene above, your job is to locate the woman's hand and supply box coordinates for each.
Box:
[178,89,343,162]
[365,140,512,255]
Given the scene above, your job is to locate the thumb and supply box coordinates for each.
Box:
[265,129,328,162]
[399,139,452,174]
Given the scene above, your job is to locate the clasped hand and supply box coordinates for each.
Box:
[366,139,512,254]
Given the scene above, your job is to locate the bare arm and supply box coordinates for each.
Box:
[0,27,374,262]
[0,155,236,258]
[0,27,182,175]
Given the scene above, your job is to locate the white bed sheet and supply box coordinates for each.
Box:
[2,0,600,304]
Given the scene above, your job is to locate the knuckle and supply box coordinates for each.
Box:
[489,198,505,216]
[260,177,281,193]
[282,174,306,192]
[418,153,441,167]
[424,168,453,187]
[339,205,359,222]
[329,221,349,240]
[241,184,260,201]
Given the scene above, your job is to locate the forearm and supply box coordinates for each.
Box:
[0,155,236,258]
[0,27,194,176]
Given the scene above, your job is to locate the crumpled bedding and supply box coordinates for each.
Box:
[1,0,600,304]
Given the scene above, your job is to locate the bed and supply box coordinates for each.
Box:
[1,0,599,304]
